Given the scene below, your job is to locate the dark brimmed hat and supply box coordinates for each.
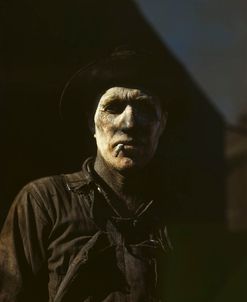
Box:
[59,46,174,122]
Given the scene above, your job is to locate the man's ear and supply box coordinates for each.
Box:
[159,111,168,135]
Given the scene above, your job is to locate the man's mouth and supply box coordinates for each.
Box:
[113,139,143,148]
[113,140,144,157]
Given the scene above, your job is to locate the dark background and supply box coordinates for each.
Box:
[1,1,246,301]
[135,0,247,124]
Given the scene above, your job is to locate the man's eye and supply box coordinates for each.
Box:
[135,103,157,118]
[105,103,125,114]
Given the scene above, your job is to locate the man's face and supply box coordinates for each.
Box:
[94,87,167,171]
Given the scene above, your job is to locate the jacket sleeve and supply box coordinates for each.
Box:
[0,184,51,301]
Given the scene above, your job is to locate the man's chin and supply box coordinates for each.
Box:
[113,156,146,172]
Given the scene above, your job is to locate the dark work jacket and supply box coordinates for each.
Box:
[0,158,172,302]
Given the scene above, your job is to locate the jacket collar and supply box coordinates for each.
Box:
[63,157,95,193]
[63,157,166,230]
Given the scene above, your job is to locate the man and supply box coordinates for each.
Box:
[0,48,173,301]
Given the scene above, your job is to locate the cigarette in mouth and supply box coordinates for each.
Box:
[115,144,124,157]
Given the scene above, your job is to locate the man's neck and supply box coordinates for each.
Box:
[94,154,149,212]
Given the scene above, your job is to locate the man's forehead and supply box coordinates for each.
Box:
[98,87,157,104]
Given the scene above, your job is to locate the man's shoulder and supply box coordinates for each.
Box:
[23,169,89,197]
[12,168,91,216]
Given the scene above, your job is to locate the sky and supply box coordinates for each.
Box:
[134,0,247,124]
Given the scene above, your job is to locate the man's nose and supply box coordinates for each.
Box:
[119,105,137,129]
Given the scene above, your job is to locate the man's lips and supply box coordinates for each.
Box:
[113,140,145,157]
[113,139,144,148]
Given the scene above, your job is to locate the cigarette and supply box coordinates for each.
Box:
[115,144,124,157]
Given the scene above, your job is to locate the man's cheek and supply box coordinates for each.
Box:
[95,111,110,129]
[97,130,112,152]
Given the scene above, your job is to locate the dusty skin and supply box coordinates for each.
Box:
[94,87,167,171]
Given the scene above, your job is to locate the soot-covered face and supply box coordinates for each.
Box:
[94,87,167,171]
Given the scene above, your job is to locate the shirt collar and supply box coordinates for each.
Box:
[63,157,95,193]
[64,157,165,230]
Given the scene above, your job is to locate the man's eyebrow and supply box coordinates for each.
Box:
[99,93,156,106]
[135,95,154,101]
[98,95,116,105]
[100,96,125,106]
